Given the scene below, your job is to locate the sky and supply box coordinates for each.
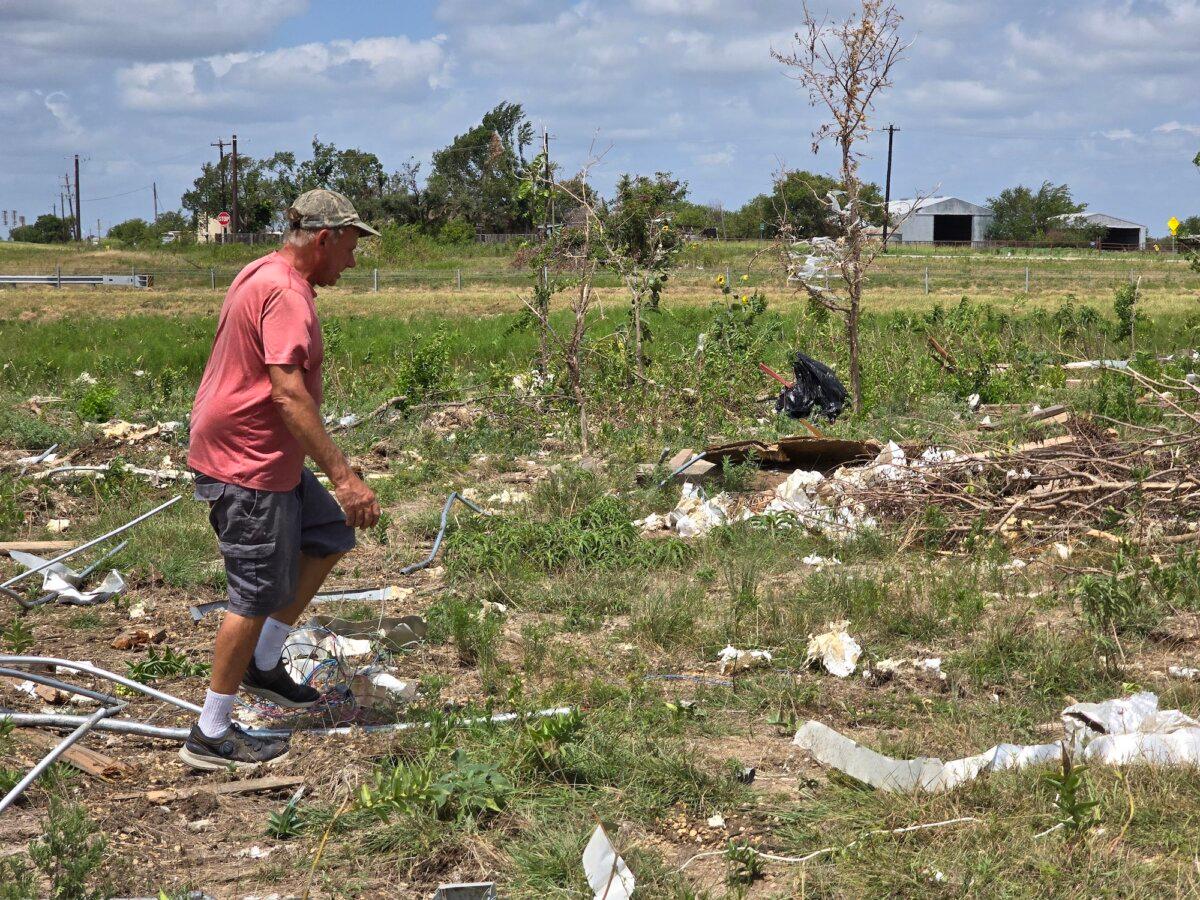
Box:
[1,0,1198,238]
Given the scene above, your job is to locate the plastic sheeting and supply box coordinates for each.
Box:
[794,692,1200,794]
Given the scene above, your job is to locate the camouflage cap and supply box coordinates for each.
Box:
[285,188,380,237]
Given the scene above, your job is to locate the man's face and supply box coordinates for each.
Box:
[310,228,359,286]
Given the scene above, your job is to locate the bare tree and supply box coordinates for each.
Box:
[519,154,607,452]
[772,0,910,408]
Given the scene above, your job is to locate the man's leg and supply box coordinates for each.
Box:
[269,552,345,627]
[196,612,264,738]
[250,552,344,672]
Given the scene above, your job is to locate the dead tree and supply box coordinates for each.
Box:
[519,155,607,453]
[772,0,909,408]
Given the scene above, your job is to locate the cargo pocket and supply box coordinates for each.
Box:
[219,540,277,613]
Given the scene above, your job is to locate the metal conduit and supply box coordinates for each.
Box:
[0,656,201,714]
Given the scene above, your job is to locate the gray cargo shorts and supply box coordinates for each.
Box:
[194,469,356,618]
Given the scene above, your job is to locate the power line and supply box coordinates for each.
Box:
[83,185,152,203]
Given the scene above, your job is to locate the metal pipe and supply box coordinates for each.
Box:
[0,656,201,714]
[2,705,578,743]
[1,496,181,591]
[658,453,707,488]
[399,491,486,576]
[0,705,116,814]
[0,667,125,708]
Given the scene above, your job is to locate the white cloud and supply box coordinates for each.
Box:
[1099,128,1137,141]
[43,91,82,136]
[118,36,450,112]
[1154,121,1200,137]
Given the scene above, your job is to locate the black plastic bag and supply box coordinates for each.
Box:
[774,351,847,421]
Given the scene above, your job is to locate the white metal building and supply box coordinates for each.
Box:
[887,197,995,246]
[1050,212,1146,250]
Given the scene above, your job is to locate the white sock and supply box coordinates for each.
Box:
[197,689,236,739]
[254,616,292,670]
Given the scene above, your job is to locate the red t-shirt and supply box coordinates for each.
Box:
[188,253,323,491]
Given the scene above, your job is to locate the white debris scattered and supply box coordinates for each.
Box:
[478,600,508,620]
[866,657,945,681]
[44,570,126,606]
[7,550,126,605]
[802,553,842,568]
[75,372,97,385]
[236,846,274,860]
[1000,559,1028,572]
[486,489,530,505]
[1053,542,1072,561]
[46,518,70,533]
[351,669,419,705]
[706,813,726,829]
[582,824,635,900]
[127,600,149,620]
[1169,666,1200,681]
[636,482,731,538]
[805,621,861,678]
[795,692,1200,794]
[967,393,981,411]
[717,645,773,676]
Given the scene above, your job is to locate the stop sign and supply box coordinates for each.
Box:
[216,211,231,227]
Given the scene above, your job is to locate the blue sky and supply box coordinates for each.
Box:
[2,0,1197,237]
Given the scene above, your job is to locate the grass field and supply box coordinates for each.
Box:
[2,240,1200,897]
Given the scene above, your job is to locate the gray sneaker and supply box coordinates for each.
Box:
[178,722,290,772]
[241,659,322,709]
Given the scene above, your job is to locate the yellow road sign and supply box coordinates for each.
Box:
[1168,217,1181,235]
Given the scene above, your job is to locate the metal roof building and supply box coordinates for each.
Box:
[1050,212,1146,250]
[887,197,995,246]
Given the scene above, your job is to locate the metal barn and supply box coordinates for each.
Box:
[886,197,995,246]
[1050,212,1147,250]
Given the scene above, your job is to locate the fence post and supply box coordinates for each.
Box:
[55,265,61,289]
[542,266,549,289]
[924,266,929,295]
[456,269,462,291]
[1025,266,1030,293]
[210,268,216,290]
[373,268,378,293]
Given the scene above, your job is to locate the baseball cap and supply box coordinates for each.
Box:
[286,189,380,237]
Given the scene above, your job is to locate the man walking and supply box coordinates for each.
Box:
[182,190,382,771]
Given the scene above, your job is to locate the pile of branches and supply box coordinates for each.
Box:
[858,417,1200,551]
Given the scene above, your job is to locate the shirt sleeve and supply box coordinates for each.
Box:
[261,288,316,369]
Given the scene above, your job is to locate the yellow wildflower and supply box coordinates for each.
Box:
[741,274,749,282]
[715,274,726,286]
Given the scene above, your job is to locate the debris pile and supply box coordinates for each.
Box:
[795,692,1200,794]
[640,419,1200,550]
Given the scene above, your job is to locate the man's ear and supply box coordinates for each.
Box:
[315,228,331,248]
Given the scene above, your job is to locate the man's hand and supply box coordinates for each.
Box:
[334,472,380,529]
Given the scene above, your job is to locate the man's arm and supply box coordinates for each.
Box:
[267,363,380,528]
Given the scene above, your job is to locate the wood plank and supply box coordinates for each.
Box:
[19,729,130,779]
[0,540,74,553]
[115,774,305,803]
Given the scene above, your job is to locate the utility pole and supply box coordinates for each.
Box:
[74,154,82,242]
[881,124,897,252]
[542,127,553,236]
[152,182,158,222]
[62,174,74,227]
[230,133,239,238]
[210,137,227,210]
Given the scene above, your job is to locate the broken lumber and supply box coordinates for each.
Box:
[116,775,305,804]
[0,541,74,553]
[19,729,129,778]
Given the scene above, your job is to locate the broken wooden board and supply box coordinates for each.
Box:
[116,775,305,804]
[0,540,74,553]
[702,436,880,473]
[19,729,130,779]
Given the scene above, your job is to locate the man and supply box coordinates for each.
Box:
[182,189,382,771]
